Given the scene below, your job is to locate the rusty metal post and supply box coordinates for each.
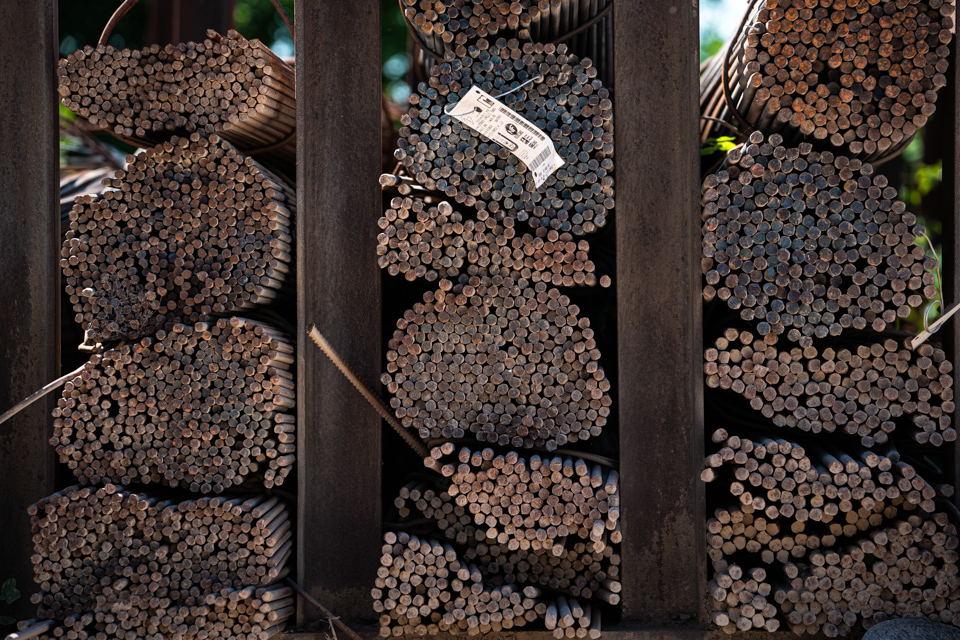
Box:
[614,0,706,625]
[295,0,384,627]
[0,0,60,620]
[941,40,960,507]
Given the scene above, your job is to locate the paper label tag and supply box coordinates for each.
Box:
[447,86,564,188]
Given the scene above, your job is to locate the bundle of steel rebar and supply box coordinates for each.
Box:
[392,476,621,600]
[373,531,604,638]
[705,328,956,446]
[542,595,604,639]
[60,167,113,217]
[401,0,534,51]
[773,508,960,635]
[704,429,947,563]
[422,443,618,553]
[24,484,292,640]
[50,316,295,492]
[460,534,620,605]
[395,38,614,235]
[702,131,937,346]
[710,505,833,568]
[62,134,295,343]
[703,420,960,635]
[381,275,611,450]
[700,0,956,163]
[401,0,614,82]
[58,29,296,167]
[377,195,609,286]
[709,563,782,633]
[374,531,542,636]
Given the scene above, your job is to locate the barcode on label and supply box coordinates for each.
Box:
[448,85,562,188]
[502,107,547,143]
[530,145,552,169]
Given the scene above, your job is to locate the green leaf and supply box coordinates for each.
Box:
[1,578,19,603]
[701,136,739,156]
[700,31,725,62]
[59,103,77,122]
[0,616,14,626]
[914,161,942,197]
[714,137,738,152]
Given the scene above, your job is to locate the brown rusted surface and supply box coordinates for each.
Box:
[613,0,706,625]
[295,0,384,627]
[281,628,738,640]
[0,0,59,620]
[942,40,960,508]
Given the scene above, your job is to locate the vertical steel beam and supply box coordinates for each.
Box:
[0,0,60,620]
[295,0,383,626]
[941,40,960,507]
[614,0,706,624]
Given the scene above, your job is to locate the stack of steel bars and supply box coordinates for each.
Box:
[375,4,617,636]
[700,0,955,164]
[11,23,303,640]
[700,1,958,629]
